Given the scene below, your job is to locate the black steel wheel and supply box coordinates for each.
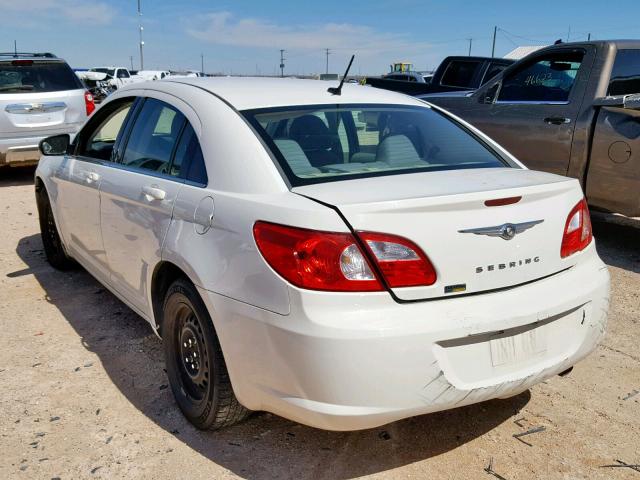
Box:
[162,278,250,430]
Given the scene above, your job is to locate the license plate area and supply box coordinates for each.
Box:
[490,327,547,367]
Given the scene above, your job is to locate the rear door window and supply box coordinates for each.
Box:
[121,98,186,174]
[497,52,584,103]
[608,49,640,95]
[441,61,481,88]
[0,61,82,93]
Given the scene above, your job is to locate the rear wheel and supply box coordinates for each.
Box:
[36,185,75,270]
[162,279,250,430]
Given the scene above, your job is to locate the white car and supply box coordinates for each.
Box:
[34,78,610,431]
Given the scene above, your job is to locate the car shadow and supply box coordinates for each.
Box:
[0,166,36,187]
[592,212,640,275]
[15,233,530,480]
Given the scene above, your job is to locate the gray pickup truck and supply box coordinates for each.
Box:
[422,40,640,217]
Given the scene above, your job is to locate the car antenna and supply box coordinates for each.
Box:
[328,54,355,96]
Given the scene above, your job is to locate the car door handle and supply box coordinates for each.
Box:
[544,117,571,125]
[141,185,166,201]
[85,172,100,184]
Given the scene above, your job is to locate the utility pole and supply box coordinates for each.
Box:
[587,33,591,41]
[130,56,134,71]
[567,25,571,42]
[201,53,204,74]
[467,38,473,56]
[325,48,331,74]
[491,26,497,57]
[279,49,285,77]
[13,40,17,56]
[137,0,144,70]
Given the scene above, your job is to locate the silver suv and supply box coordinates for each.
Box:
[0,52,93,168]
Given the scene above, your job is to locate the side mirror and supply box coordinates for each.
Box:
[39,134,70,156]
[593,94,640,110]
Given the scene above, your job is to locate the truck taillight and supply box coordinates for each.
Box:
[561,199,592,258]
[253,221,437,292]
[84,91,95,116]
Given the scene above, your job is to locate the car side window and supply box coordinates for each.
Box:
[497,52,584,103]
[77,99,134,161]
[117,69,130,79]
[121,98,186,175]
[173,122,208,185]
[608,49,640,96]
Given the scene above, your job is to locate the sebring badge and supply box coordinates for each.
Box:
[458,220,544,240]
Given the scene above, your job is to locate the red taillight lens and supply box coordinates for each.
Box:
[358,231,437,287]
[253,221,382,292]
[253,221,438,292]
[84,91,95,116]
[561,199,592,258]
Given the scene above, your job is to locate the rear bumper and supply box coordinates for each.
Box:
[198,246,610,431]
[0,127,80,166]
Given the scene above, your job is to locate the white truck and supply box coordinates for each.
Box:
[88,67,142,90]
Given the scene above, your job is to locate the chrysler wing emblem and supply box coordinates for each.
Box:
[459,220,544,240]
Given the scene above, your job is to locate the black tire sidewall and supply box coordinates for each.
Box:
[36,188,72,270]
[163,280,220,429]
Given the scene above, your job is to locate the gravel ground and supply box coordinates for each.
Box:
[0,167,638,480]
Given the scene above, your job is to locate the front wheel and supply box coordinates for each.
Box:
[162,279,250,430]
[36,185,75,270]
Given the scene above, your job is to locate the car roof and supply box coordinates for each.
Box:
[159,77,426,111]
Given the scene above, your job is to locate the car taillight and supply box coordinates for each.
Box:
[561,199,592,258]
[84,91,95,116]
[253,221,437,292]
[253,221,382,291]
[358,231,437,287]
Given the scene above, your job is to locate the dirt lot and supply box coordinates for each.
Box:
[0,167,638,480]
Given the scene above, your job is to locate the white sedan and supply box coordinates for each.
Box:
[34,78,610,431]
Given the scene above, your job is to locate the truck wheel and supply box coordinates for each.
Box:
[162,279,250,430]
[36,186,75,270]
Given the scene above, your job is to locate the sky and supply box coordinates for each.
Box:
[1,0,639,75]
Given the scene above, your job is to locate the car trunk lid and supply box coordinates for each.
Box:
[292,168,583,301]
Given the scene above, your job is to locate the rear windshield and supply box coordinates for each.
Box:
[0,61,82,93]
[441,61,481,88]
[243,104,510,186]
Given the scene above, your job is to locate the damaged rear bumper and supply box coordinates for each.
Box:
[198,246,609,431]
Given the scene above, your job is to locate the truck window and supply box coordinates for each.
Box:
[608,49,640,96]
[441,61,481,88]
[497,52,583,103]
[482,63,508,84]
[117,69,130,79]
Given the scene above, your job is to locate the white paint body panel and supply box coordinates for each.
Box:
[35,78,610,431]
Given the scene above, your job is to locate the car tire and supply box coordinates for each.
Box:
[162,279,250,430]
[36,186,75,270]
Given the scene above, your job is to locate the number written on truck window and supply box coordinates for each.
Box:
[498,52,584,103]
